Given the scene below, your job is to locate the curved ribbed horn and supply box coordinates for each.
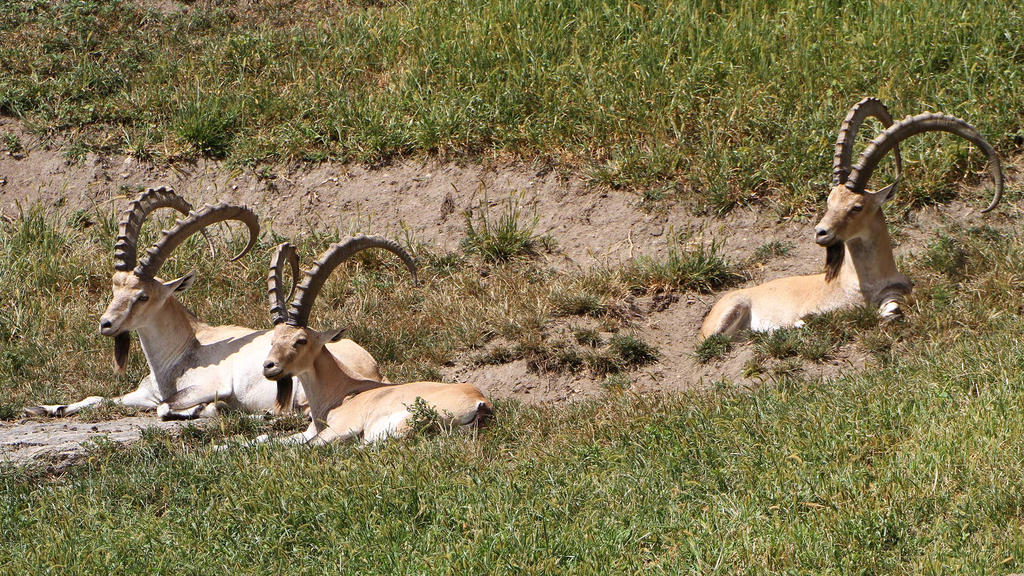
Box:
[113,187,193,271]
[847,112,1003,212]
[288,235,418,326]
[135,203,260,280]
[268,243,299,325]
[832,97,903,187]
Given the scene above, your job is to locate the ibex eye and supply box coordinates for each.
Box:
[851,204,864,213]
[137,293,149,302]
[295,338,308,346]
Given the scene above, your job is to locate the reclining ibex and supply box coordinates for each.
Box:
[25,187,383,418]
[258,237,492,445]
[701,100,1003,338]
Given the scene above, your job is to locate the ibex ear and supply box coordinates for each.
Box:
[321,327,347,343]
[164,270,197,293]
[875,182,898,203]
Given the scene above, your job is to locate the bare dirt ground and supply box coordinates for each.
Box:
[2,115,1020,463]
[0,417,185,469]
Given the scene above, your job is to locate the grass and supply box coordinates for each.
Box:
[625,239,743,293]
[462,194,550,263]
[694,333,732,363]
[749,240,793,265]
[1,0,1022,212]
[5,305,1024,573]
[2,183,1024,575]
[4,0,1024,571]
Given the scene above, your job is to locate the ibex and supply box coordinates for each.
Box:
[258,238,492,445]
[701,100,1004,338]
[25,187,383,418]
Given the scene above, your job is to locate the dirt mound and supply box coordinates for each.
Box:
[1,115,1019,460]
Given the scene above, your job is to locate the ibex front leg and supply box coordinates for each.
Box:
[23,374,162,417]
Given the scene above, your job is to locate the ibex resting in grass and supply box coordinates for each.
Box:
[258,238,492,445]
[701,100,1003,338]
[25,187,383,418]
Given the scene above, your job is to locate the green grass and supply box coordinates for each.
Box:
[2,0,1022,212]
[625,239,743,293]
[4,0,1024,571]
[694,333,732,363]
[462,195,549,263]
[2,192,1024,574]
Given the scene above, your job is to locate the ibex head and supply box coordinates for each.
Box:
[814,102,1003,281]
[99,187,259,372]
[262,236,417,381]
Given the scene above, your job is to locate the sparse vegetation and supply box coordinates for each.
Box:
[750,240,793,265]
[1,132,21,154]
[551,289,607,317]
[462,195,549,263]
[625,240,742,293]
[694,333,732,363]
[607,333,658,368]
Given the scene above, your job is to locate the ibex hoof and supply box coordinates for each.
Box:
[879,301,903,322]
[22,405,49,417]
[23,404,63,417]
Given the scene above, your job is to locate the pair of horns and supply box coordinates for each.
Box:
[113,187,260,280]
[832,97,904,189]
[833,99,1003,212]
[268,236,418,327]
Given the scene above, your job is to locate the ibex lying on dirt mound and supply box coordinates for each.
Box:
[25,187,383,418]
[258,238,492,445]
[700,100,1004,338]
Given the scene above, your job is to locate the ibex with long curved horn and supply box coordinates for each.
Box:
[258,237,492,445]
[25,187,384,418]
[701,100,1003,338]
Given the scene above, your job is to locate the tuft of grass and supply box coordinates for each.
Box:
[522,339,585,374]
[919,233,970,279]
[551,289,607,317]
[2,132,22,154]
[694,333,732,364]
[601,372,631,391]
[172,96,239,159]
[406,396,444,435]
[608,333,658,368]
[626,240,742,293]
[572,326,603,347]
[751,328,803,360]
[749,240,793,265]
[472,345,517,367]
[462,196,548,263]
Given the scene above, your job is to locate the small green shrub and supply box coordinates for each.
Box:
[694,334,732,364]
[462,196,549,263]
[627,240,742,293]
[608,333,658,368]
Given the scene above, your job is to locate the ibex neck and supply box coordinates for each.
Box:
[303,351,391,431]
[837,214,907,304]
[136,298,200,384]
